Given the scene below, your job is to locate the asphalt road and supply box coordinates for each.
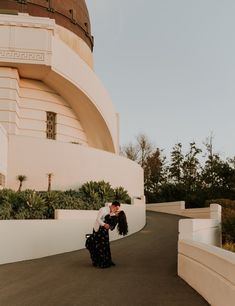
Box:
[0,211,209,306]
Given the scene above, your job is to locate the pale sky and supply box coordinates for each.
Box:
[86,0,235,158]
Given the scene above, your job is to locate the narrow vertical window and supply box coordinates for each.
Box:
[46,112,56,140]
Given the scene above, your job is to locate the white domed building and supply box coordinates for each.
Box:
[0,0,143,197]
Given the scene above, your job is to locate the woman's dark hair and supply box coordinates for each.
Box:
[112,200,120,207]
[117,211,128,236]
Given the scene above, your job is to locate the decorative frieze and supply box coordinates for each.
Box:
[0,50,45,62]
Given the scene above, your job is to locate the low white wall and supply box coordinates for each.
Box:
[147,201,185,215]
[178,205,222,247]
[179,219,221,246]
[55,198,146,240]
[147,201,217,219]
[178,240,235,306]
[0,197,146,265]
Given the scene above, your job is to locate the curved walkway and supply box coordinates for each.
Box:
[0,211,209,306]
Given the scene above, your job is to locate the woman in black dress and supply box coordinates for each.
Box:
[86,211,128,268]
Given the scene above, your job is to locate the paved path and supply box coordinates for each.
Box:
[0,211,209,306]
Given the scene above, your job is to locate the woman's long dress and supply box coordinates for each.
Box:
[86,214,117,268]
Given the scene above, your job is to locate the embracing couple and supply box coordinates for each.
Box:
[86,201,128,268]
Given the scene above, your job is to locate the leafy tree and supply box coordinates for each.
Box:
[120,142,139,161]
[121,133,153,167]
[200,136,235,199]
[136,133,153,167]
[144,148,167,202]
[168,143,184,184]
[121,133,156,199]
[182,142,202,193]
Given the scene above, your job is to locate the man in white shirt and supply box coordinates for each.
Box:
[93,201,120,232]
[86,200,126,268]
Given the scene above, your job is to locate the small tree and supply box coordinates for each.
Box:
[168,143,184,184]
[144,148,167,197]
[121,133,153,167]
[136,133,153,167]
[120,142,139,161]
[16,175,27,192]
[47,173,53,192]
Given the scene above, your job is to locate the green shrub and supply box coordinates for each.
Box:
[77,181,115,207]
[19,190,47,219]
[113,186,131,204]
[0,189,13,219]
[0,182,131,219]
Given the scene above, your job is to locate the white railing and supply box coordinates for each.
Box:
[178,239,235,306]
[147,201,212,218]
[148,201,235,305]
[177,204,235,306]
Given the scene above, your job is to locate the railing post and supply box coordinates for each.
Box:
[210,204,222,247]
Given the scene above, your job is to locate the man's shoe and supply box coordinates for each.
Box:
[110,262,116,266]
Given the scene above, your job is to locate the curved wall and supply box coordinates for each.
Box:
[0,67,88,144]
[55,25,93,69]
[48,35,119,152]
[0,198,146,265]
[7,134,144,197]
[0,0,94,50]
[20,78,88,144]
[178,240,235,306]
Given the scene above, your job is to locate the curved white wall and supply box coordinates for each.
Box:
[178,240,235,306]
[55,25,93,69]
[19,78,88,145]
[0,13,119,153]
[48,35,118,152]
[0,67,88,144]
[7,134,144,197]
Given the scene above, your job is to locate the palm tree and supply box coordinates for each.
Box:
[47,173,53,192]
[17,175,27,192]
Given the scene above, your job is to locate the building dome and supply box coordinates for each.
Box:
[0,0,93,50]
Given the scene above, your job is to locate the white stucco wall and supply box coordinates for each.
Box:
[7,134,144,197]
[0,198,146,265]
